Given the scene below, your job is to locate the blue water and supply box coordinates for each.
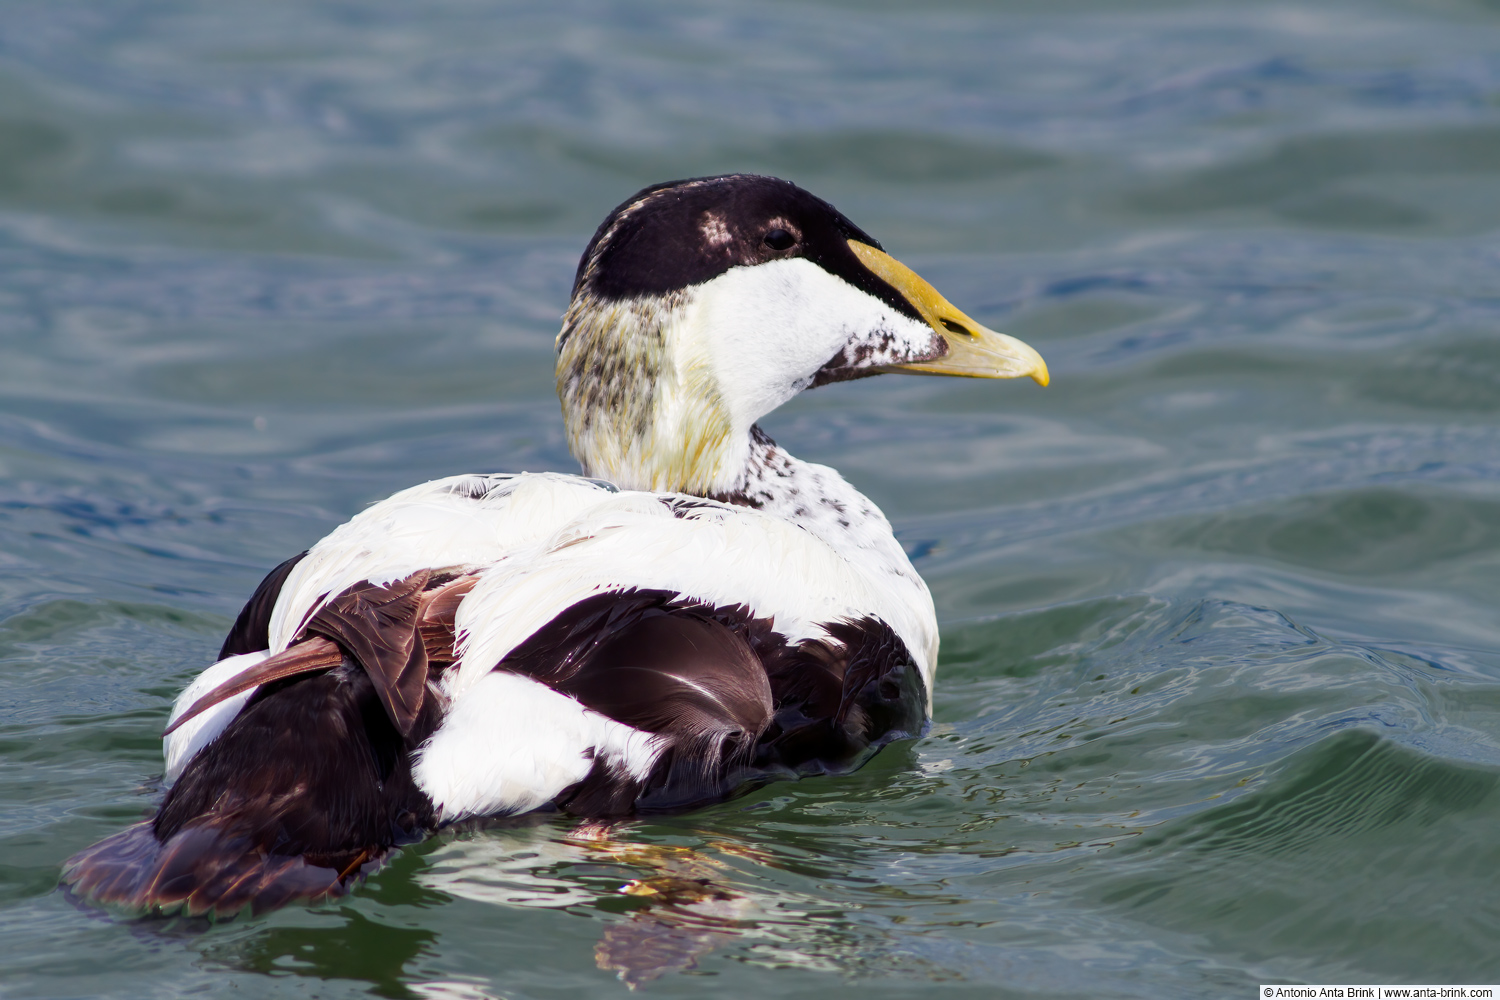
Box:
[4,1,1500,995]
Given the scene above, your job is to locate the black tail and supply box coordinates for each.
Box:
[60,821,369,918]
[63,661,439,917]
[63,572,463,917]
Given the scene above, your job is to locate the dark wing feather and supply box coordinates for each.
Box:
[499,589,775,814]
[497,589,668,684]
[555,612,771,740]
[167,574,477,738]
[301,570,431,737]
[417,574,477,666]
[162,637,343,736]
[755,616,927,774]
[218,551,307,659]
[500,591,773,749]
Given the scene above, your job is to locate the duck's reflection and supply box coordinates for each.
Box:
[420,823,781,988]
[198,908,436,998]
[595,875,749,988]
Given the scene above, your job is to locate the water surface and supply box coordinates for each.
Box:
[3,1,1500,995]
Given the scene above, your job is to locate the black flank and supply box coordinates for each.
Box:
[756,616,928,776]
[500,590,775,816]
[63,660,442,918]
[494,589,926,816]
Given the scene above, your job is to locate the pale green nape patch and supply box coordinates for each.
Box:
[555,289,738,494]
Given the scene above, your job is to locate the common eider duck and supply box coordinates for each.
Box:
[63,174,1047,917]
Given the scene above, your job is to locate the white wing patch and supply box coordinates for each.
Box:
[266,473,615,652]
[412,670,663,822]
[163,649,270,782]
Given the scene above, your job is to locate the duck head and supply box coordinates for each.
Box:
[556,174,1047,495]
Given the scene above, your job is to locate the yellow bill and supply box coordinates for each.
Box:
[849,240,1049,386]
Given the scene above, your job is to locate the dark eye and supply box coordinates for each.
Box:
[763,228,796,252]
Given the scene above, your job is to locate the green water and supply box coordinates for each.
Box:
[3,0,1500,995]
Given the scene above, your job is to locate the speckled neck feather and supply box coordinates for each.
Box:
[555,287,744,496]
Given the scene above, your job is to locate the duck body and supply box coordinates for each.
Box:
[63,175,1046,917]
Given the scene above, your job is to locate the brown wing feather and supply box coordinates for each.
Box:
[417,574,477,665]
[166,571,478,741]
[301,570,432,736]
[162,637,344,736]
